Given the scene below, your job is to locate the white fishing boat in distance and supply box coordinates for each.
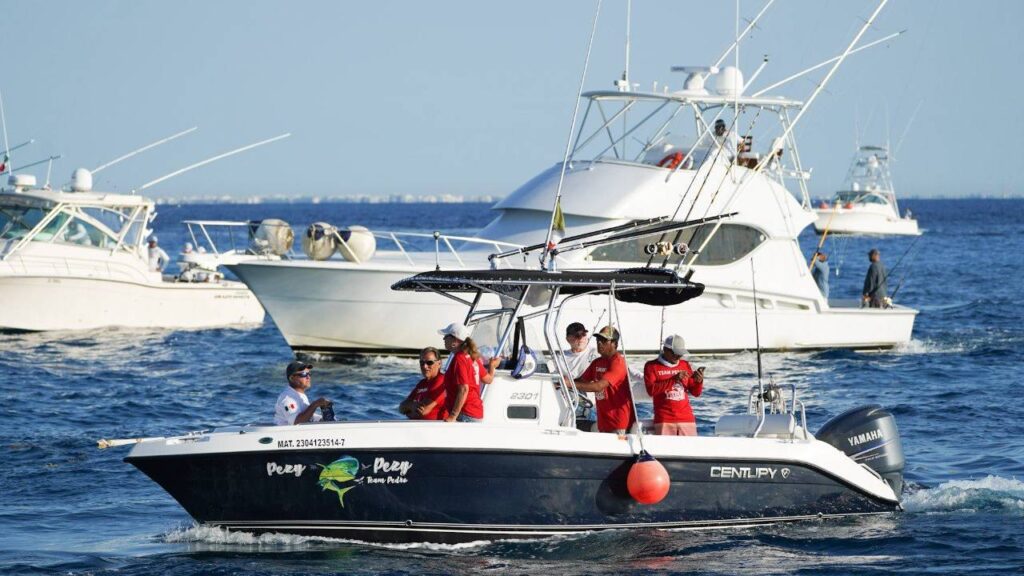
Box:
[0,170,265,331]
[813,145,920,237]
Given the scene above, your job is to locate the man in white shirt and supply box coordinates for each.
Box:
[563,322,599,378]
[275,361,333,425]
[712,119,740,161]
[147,236,170,272]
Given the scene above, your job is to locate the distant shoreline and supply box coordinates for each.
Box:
[152,196,1020,205]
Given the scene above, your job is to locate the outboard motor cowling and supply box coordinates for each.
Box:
[817,404,904,497]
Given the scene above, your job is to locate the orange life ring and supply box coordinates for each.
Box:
[844,202,854,209]
[657,151,685,170]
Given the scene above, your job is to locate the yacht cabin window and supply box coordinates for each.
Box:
[588,223,766,266]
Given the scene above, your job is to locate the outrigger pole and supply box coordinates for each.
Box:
[93,126,198,173]
[751,29,905,97]
[136,133,290,192]
[491,216,669,262]
[0,89,12,176]
[541,0,602,270]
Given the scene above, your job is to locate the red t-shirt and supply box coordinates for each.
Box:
[403,373,446,420]
[643,357,703,424]
[580,353,635,433]
[443,352,485,419]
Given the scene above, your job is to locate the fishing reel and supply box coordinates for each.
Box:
[643,241,693,257]
[756,381,787,414]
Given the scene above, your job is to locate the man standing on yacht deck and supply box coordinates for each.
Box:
[712,119,740,161]
[274,361,333,425]
[147,236,170,273]
[574,326,635,434]
[644,335,704,436]
[862,248,888,308]
[811,251,830,298]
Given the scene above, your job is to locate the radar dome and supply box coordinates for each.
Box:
[70,168,93,192]
[302,222,337,261]
[336,225,376,263]
[253,219,294,256]
[712,66,745,97]
[8,174,36,190]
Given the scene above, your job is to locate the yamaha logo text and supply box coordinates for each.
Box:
[847,429,884,447]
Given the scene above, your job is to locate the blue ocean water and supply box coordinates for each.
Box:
[1,199,1022,575]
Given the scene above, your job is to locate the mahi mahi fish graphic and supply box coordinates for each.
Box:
[317,456,362,507]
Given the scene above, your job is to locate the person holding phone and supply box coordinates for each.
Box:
[643,334,705,436]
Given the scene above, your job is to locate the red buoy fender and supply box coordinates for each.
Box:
[627,450,670,504]
[657,151,685,170]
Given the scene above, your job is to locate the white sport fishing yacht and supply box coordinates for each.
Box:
[0,170,265,331]
[230,3,915,356]
[813,145,920,236]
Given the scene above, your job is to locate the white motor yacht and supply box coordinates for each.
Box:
[0,170,265,331]
[813,145,920,236]
[231,68,916,356]
[114,259,904,544]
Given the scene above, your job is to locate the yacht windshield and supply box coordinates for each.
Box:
[0,205,54,240]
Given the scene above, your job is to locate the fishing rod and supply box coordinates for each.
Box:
[885,235,922,299]
[540,0,602,270]
[490,215,668,262]
[551,212,737,258]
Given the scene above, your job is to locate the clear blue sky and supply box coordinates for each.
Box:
[2,0,1020,199]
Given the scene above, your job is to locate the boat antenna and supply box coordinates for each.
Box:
[136,133,290,192]
[0,89,11,176]
[751,29,904,97]
[93,126,198,173]
[713,0,775,69]
[750,258,763,389]
[541,0,602,270]
[10,155,61,173]
[624,0,631,85]
[0,139,34,159]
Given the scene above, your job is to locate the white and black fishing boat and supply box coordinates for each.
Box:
[112,221,904,544]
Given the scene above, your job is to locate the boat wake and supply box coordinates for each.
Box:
[161,523,497,552]
[891,338,968,355]
[903,476,1024,514]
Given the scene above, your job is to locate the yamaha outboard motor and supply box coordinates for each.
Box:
[817,404,904,497]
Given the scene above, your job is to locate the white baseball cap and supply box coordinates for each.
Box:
[438,322,471,341]
[663,334,688,356]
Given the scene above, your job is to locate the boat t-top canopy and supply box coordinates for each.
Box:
[392,267,704,307]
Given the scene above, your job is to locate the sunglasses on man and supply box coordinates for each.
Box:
[419,360,437,367]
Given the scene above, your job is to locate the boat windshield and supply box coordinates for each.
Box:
[0,204,55,240]
[0,201,140,249]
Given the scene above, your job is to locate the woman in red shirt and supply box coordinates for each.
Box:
[439,322,499,422]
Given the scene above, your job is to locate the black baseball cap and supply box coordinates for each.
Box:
[286,360,313,378]
[566,322,587,337]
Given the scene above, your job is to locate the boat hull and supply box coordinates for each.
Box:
[128,447,896,543]
[813,209,920,236]
[231,261,916,357]
[0,275,265,331]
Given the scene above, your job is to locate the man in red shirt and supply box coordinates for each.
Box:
[399,347,446,420]
[574,326,635,434]
[643,334,704,436]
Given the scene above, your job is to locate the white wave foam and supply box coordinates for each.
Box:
[891,338,967,355]
[903,475,1024,513]
[162,523,495,551]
